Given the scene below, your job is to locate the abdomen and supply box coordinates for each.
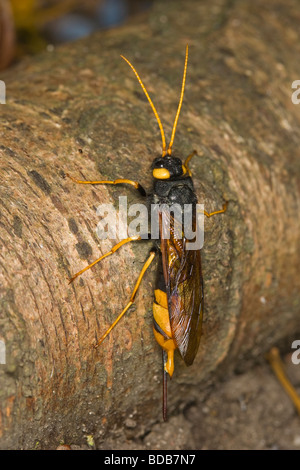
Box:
[152,261,176,377]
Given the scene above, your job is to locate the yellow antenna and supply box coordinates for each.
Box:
[121,54,167,157]
[167,44,189,156]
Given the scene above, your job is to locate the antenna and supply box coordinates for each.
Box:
[167,44,188,155]
[121,54,167,156]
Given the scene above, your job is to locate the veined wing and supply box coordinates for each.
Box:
[160,208,203,365]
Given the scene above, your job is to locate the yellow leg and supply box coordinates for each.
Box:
[204,202,227,218]
[183,150,197,176]
[66,174,146,196]
[69,235,141,283]
[200,202,227,218]
[94,249,156,348]
[266,347,300,416]
[183,153,228,218]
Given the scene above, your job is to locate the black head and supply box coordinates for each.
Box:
[152,155,187,180]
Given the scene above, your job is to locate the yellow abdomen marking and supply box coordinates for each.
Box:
[153,289,176,377]
[154,289,168,309]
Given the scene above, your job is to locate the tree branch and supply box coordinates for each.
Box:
[0,0,299,449]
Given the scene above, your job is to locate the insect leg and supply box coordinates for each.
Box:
[183,150,197,176]
[201,201,228,218]
[266,347,300,416]
[69,235,141,283]
[94,248,157,348]
[67,174,146,197]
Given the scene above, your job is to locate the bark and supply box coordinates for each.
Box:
[0,0,300,449]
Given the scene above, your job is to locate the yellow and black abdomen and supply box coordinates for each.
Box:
[152,264,176,377]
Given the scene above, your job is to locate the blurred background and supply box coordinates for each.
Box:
[0,0,153,70]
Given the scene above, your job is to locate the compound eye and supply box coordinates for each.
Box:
[153,160,164,168]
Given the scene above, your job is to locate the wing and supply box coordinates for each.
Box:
[160,208,203,366]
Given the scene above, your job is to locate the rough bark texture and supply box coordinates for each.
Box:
[0,0,300,449]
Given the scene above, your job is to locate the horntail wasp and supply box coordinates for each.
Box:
[68,45,227,421]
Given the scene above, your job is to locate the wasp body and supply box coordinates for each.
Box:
[69,46,226,421]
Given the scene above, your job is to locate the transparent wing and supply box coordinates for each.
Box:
[160,208,203,365]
